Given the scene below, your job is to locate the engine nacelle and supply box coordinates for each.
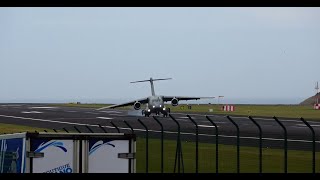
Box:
[133,102,141,110]
[171,98,179,106]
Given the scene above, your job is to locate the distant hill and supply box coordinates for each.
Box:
[300,92,320,105]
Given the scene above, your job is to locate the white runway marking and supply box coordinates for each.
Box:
[29,107,58,109]
[213,121,227,124]
[0,114,319,144]
[100,111,123,114]
[45,109,57,111]
[21,111,43,114]
[179,117,190,119]
[296,124,320,127]
[85,112,99,115]
[198,125,218,128]
[109,114,126,116]
[176,119,189,122]
[0,114,90,126]
[52,118,94,120]
[97,117,114,120]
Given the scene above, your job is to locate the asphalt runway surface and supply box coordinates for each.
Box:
[0,103,320,151]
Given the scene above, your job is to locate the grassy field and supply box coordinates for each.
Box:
[169,104,320,120]
[0,123,54,134]
[0,123,319,173]
[136,137,320,173]
[52,103,320,121]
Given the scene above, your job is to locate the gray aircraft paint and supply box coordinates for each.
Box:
[96,77,214,117]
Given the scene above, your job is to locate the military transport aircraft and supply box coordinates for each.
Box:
[96,78,214,117]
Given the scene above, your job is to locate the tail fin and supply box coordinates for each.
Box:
[130,77,172,96]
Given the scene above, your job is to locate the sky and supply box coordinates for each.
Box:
[0,7,319,104]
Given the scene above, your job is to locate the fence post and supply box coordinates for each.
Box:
[73,126,81,133]
[169,114,184,173]
[153,116,164,173]
[206,115,219,174]
[52,129,58,133]
[62,128,69,133]
[248,116,262,173]
[273,116,287,173]
[300,117,315,174]
[98,124,107,133]
[44,130,48,133]
[110,121,120,133]
[226,116,240,173]
[187,115,199,173]
[123,120,134,134]
[86,125,94,133]
[138,118,149,173]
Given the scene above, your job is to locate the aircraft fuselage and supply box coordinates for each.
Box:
[143,95,169,117]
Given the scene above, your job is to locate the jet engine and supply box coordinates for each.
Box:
[171,98,179,106]
[133,102,141,110]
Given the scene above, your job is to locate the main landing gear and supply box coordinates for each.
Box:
[142,110,168,117]
[142,110,150,117]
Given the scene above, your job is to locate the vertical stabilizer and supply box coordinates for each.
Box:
[150,78,155,96]
[316,81,319,104]
[130,77,172,96]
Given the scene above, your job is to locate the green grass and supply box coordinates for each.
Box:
[51,103,320,121]
[0,123,318,173]
[169,104,320,121]
[0,123,54,134]
[136,137,320,173]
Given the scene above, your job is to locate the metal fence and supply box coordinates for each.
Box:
[33,114,319,173]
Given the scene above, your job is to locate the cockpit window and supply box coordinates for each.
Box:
[151,97,161,103]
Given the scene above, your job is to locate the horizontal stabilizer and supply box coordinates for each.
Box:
[130,77,172,83]
[152,78,172,81]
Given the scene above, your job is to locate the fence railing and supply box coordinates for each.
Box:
[34,114,319,173]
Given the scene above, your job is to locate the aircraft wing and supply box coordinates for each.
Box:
[95,97,148,110]
[162,96,215,102]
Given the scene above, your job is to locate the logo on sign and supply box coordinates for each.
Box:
[44,163,72,173]
[89,140,115,155]
[35,141,67,153]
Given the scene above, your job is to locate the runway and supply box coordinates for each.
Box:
[0,103,320,151]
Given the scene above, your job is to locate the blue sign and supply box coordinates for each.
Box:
[0,138,25,173]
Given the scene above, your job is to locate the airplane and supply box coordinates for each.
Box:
[96,77,214,117]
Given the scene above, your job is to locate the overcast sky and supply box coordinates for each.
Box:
[1,7,319,104]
